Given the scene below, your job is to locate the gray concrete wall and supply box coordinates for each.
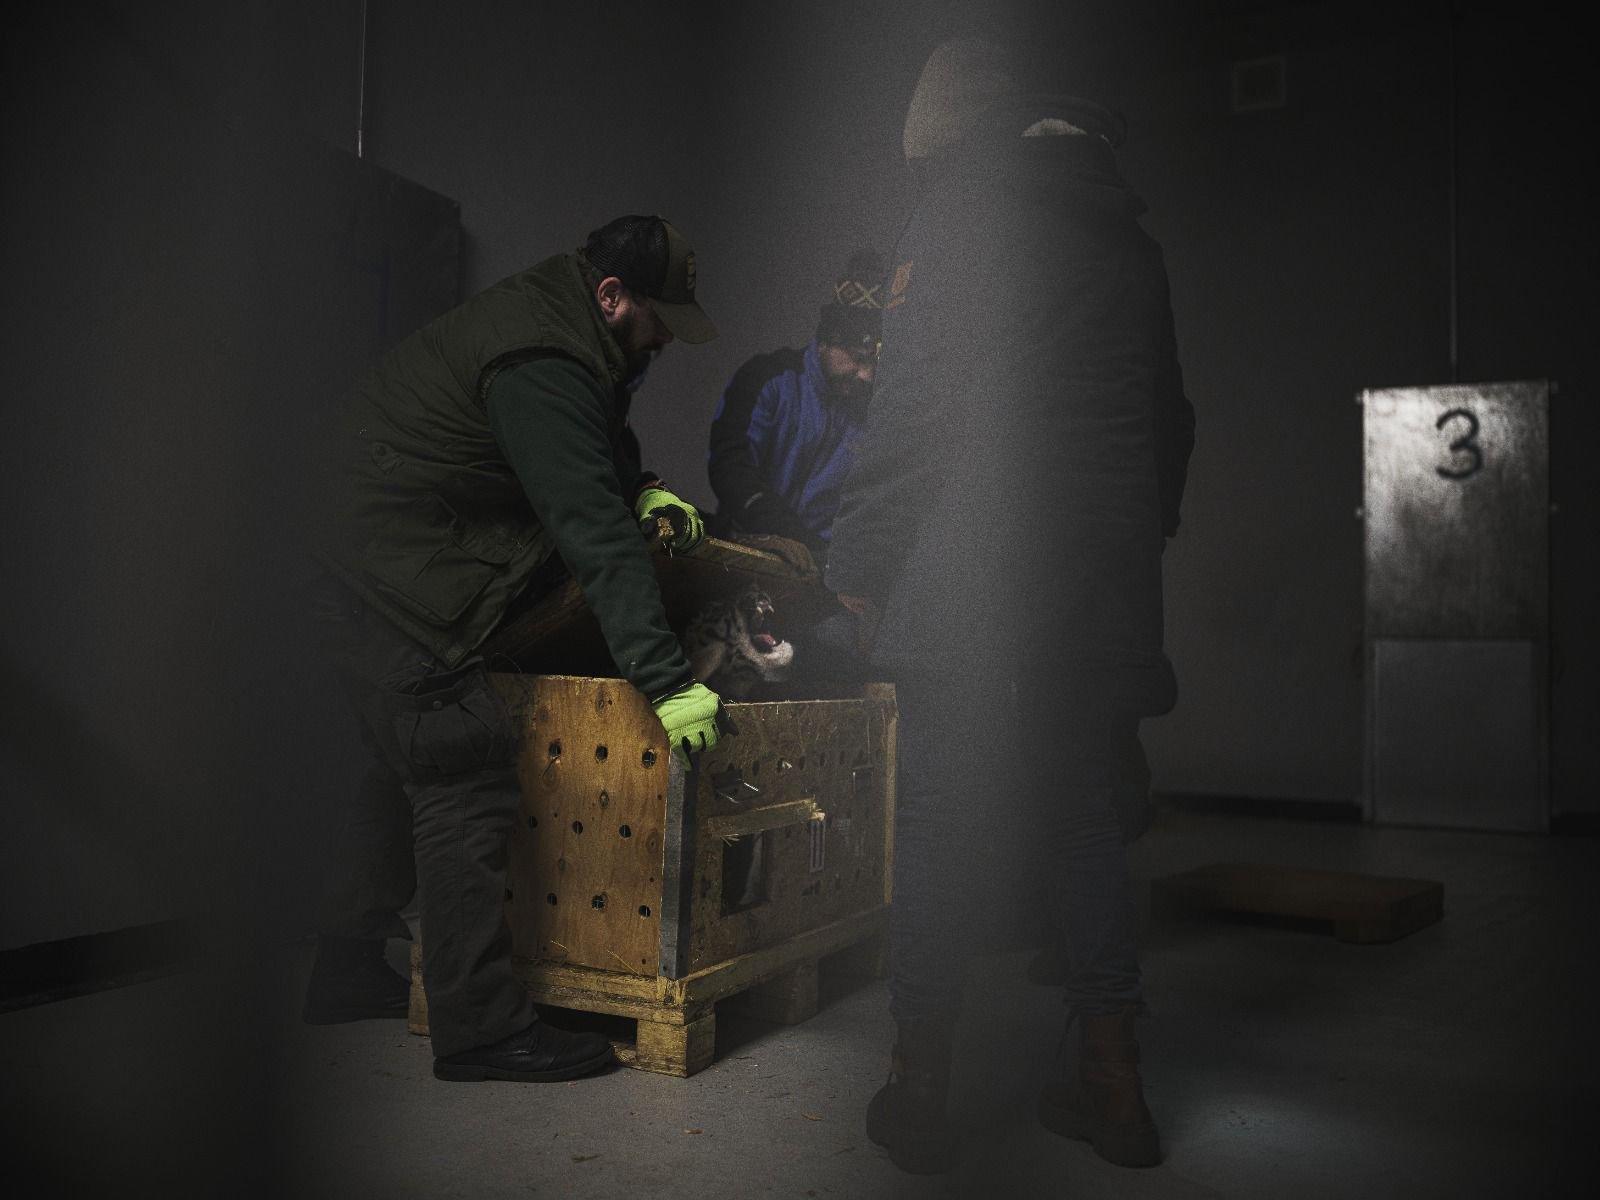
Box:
[1114,6,1597,812]
[359,1,1597,813]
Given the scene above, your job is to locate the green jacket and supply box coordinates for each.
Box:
[322,252,692,697]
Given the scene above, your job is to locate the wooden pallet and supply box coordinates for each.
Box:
[1150,862,1443,944]
[408,909,887,1075]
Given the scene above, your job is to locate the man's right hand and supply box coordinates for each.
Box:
[836,594,881,656]
[635,485,705,553]
[651,681,736,765]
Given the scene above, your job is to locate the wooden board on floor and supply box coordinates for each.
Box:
[1150,862,1443,943]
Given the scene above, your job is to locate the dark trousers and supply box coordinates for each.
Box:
[888,672,1144,1022]
[314,582,533,1058]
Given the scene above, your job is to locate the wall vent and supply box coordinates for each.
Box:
[1231,55,1287,112]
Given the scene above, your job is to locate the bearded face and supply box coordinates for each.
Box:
[618,294,673,390]
[818,339,877,404]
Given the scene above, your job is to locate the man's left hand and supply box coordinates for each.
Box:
[635,485,705,553]
[652,681,738,766]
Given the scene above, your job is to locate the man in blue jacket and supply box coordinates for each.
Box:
[707,249,885,558]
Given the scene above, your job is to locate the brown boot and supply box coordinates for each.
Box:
[1037,1005,1161,1167]
[864,1017,960,1174]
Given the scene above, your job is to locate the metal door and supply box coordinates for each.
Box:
[1361,381,1549,830]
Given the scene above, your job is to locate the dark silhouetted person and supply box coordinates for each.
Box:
[827,39,1195,1173]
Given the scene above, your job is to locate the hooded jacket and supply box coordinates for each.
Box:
[825,130,1194,712]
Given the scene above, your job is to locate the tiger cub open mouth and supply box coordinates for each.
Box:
[745,593,788,655]
[685,582,798,701]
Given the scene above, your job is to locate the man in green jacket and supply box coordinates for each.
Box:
[305,214,730,1084]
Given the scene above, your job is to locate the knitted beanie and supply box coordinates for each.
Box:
[816,248,886,350]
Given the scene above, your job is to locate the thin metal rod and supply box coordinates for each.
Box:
[356,0,369,159]
[1447,9,1459,382]
[658,755,697,980]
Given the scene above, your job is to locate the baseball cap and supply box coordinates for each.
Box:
[581,214,717,344]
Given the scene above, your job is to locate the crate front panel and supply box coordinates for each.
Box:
[496,676,894,980]
[686,697,892,973]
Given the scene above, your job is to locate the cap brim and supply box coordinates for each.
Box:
[648,297,717,344]
[1027,93,1126,146]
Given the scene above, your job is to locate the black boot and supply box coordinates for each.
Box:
[433,1019,614,1082]
[864,1017,960,1175]
[1038,1005,1161,1167]
[301,936,410,1025]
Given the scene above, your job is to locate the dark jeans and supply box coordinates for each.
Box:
[889,672,1144,1022]
[312,580,533,1058]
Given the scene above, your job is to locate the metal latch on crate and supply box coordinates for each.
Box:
[711,766,762,805]
[808,812,827,872]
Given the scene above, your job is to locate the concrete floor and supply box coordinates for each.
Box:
[4,810,1596,1197]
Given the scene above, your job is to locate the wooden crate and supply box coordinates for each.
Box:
[1151,862,1443,944]
[408,674,895,1075]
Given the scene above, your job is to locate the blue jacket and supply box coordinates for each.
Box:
[707,339,866,549]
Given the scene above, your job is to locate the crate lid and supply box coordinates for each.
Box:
[480,534,836,675]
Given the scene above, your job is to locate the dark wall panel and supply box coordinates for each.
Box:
[0,2,462,951]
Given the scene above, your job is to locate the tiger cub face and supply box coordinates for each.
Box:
[683,583,796,701]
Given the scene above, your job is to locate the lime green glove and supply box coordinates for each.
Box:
[635,484,705,553]
[651,681,737,765]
